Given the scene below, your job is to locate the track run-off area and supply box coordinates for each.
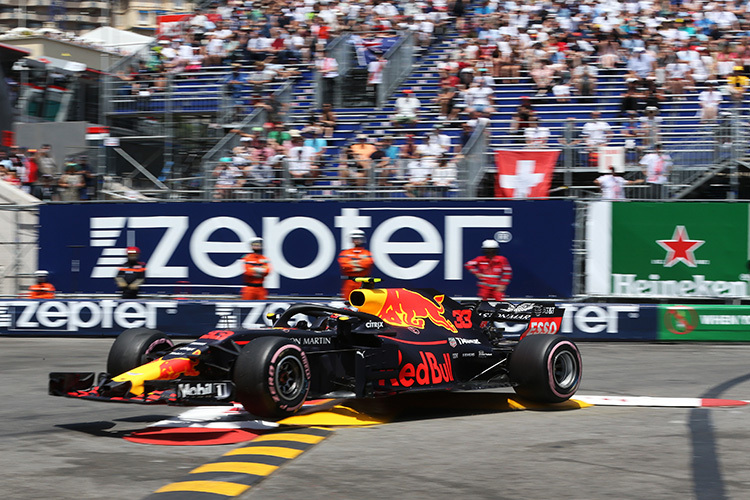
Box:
[3,337,750,500]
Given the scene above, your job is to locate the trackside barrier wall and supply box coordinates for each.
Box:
[37,200,575,298]
[0,299,659,340]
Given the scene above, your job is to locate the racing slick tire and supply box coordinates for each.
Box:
[233,337,311,420]
[508,335,582,404]
[106,328,174,376]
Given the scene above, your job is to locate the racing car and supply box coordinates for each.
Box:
[49,286,582,420]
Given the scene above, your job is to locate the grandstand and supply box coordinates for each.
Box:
[4,0,750,201]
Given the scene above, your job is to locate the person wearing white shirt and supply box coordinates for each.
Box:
[698,81,723,122]
[427,125,452,155]
[640,143,672,198]
[524,115,551,147]
[582,111,612,168]
[287,135,319,188]
[431,157,458,197]
[595,167,643,200]
[393,89,421,126]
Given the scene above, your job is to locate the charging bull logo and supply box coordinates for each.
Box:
[352,288,458,333]
[112,356,200,396]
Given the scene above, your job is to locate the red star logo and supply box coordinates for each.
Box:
[656,226,704,268]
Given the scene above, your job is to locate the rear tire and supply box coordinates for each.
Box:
[509,335,582,403]
[106,328,173,376]
[233,337,311,420]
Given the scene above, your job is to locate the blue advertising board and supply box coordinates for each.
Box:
[38,200,575,297]
[0,299,657,340]
[556,303,658,341]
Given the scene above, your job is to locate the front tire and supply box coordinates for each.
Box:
[233,337,311,420]
[509,335,582,403]
[106,328,174,376]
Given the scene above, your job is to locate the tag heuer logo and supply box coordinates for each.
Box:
[448,337,457,348]
[653,226,707,268]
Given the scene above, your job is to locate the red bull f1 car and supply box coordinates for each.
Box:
[49,287,582,420]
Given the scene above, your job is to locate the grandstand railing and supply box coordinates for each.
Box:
[377,31,414,109]
[459,119,488,196]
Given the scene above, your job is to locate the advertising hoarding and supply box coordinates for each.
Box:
[658,305,750,341]
[39,201,575,298]
[587,202,750,298]
[0,298,657,340]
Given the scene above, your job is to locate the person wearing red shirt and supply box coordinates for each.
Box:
[337,229,374,300]
[242,237,271,300]
[28,270,55,298]
[464,239,512,301]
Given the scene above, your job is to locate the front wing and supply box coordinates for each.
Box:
[49,372,235,406]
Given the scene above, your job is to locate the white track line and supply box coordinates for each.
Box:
[575,395,749,408]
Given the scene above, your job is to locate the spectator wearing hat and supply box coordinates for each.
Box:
[58,163,84,202]
[351,134,377,169]
[116,247,146,299]
[698,80,723,122]
[28,270,55,299]
[726,66,749,106]
[267,123,292,154]
[393,89,421,127]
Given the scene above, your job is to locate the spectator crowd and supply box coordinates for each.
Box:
[8,0,750,201]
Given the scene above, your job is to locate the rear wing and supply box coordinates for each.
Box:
[475,302,564,339]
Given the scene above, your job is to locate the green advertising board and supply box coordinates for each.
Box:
[658,305,750,341]
[604,202,750,298]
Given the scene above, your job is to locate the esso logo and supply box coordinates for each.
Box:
[523,319,560,337]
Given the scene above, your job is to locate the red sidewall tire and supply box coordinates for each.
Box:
[106,328,173,376]
[509,335,582,403]
[234,337,311,420]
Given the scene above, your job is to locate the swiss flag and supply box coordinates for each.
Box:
[495,149,559,199]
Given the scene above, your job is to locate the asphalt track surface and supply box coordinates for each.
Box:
[3,337,750,500]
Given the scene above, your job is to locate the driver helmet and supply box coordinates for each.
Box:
[251,237,263,251]
[350,229,366,243]
[482,239,499,249]
[34,270,49,278]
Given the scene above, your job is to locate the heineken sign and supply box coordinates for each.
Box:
[587,202,750,298]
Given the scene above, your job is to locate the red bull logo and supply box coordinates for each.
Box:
[351,288,458,333]
[381,350,454,388]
